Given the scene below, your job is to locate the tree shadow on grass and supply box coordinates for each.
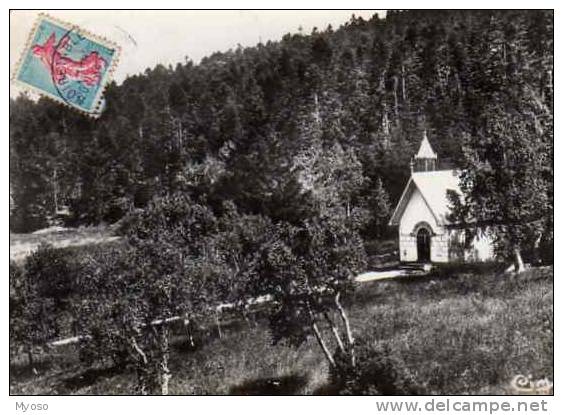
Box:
[57,365,125,393]
[10,359,55,382]
[230,373,308,395]
[313,382,342,395]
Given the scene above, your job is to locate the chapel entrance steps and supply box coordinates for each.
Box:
[399,262,433,275]
[355,262,432,283]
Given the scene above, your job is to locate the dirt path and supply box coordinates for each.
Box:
[355,270,406,282]
[10,227,120,263]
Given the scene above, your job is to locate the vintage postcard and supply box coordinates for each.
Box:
[9,9,554,406]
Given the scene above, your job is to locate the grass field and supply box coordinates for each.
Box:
[10,263,553,395]
[9,225,120,263]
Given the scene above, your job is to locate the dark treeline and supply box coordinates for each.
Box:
[10,10,553,233]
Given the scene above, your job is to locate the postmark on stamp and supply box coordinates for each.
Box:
[12,14,121,117]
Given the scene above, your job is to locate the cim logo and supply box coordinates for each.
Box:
[510,375,553,395]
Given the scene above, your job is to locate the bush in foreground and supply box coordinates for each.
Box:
[328,338,423,395]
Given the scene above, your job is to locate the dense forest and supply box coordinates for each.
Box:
[10,10,553,235]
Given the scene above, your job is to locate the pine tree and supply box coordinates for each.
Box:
[452,13,552,272]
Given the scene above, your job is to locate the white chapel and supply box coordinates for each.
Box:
[388,134,495,264]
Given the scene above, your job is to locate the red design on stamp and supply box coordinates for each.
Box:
[32,33,108,87]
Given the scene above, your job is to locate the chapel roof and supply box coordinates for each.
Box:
[388,170,462,226]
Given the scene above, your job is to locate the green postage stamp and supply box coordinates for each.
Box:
[12,14,121,117]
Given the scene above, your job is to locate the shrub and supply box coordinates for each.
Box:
[329,338,423,395]
[9,258,58,367]
[10,262,26,358]
[24,243,78,311]
[538,231,553,265]
[77,193,222,395]
[11,243,113,367]
[254,215,367,369]
[75,246,136,370]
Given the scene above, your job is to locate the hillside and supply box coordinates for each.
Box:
[10,10,553,233]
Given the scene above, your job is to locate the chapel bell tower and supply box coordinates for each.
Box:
[410,131,438,173]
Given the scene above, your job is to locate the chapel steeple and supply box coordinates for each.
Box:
[410,131,438,173]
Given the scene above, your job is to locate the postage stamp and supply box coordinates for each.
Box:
[12,14,121,117]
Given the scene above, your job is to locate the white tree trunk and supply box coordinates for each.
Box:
[393,76,399,119]
[215,311,222,339]
[401,65,407,102]
[324,312,345,354]
[53,168,59,213]
[27,349,34,368]
[335,292,355,367]
[311,319,336,368]
[130,337,149,395]
[184,318,195,348]
[159,327,171,396]
[306,302,335,368]
[514,246,525,274]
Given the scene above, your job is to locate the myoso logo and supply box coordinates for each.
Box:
[15,402,49,412]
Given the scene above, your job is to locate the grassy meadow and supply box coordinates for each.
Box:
[10,261,553,395]
[9,226,120,264]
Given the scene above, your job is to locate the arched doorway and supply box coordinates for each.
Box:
[416,228,431,262]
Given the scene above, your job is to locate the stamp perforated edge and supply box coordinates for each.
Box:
[11,12,122,118]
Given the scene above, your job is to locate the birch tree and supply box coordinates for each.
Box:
[254,215,367,370]
[79,194,217,394]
